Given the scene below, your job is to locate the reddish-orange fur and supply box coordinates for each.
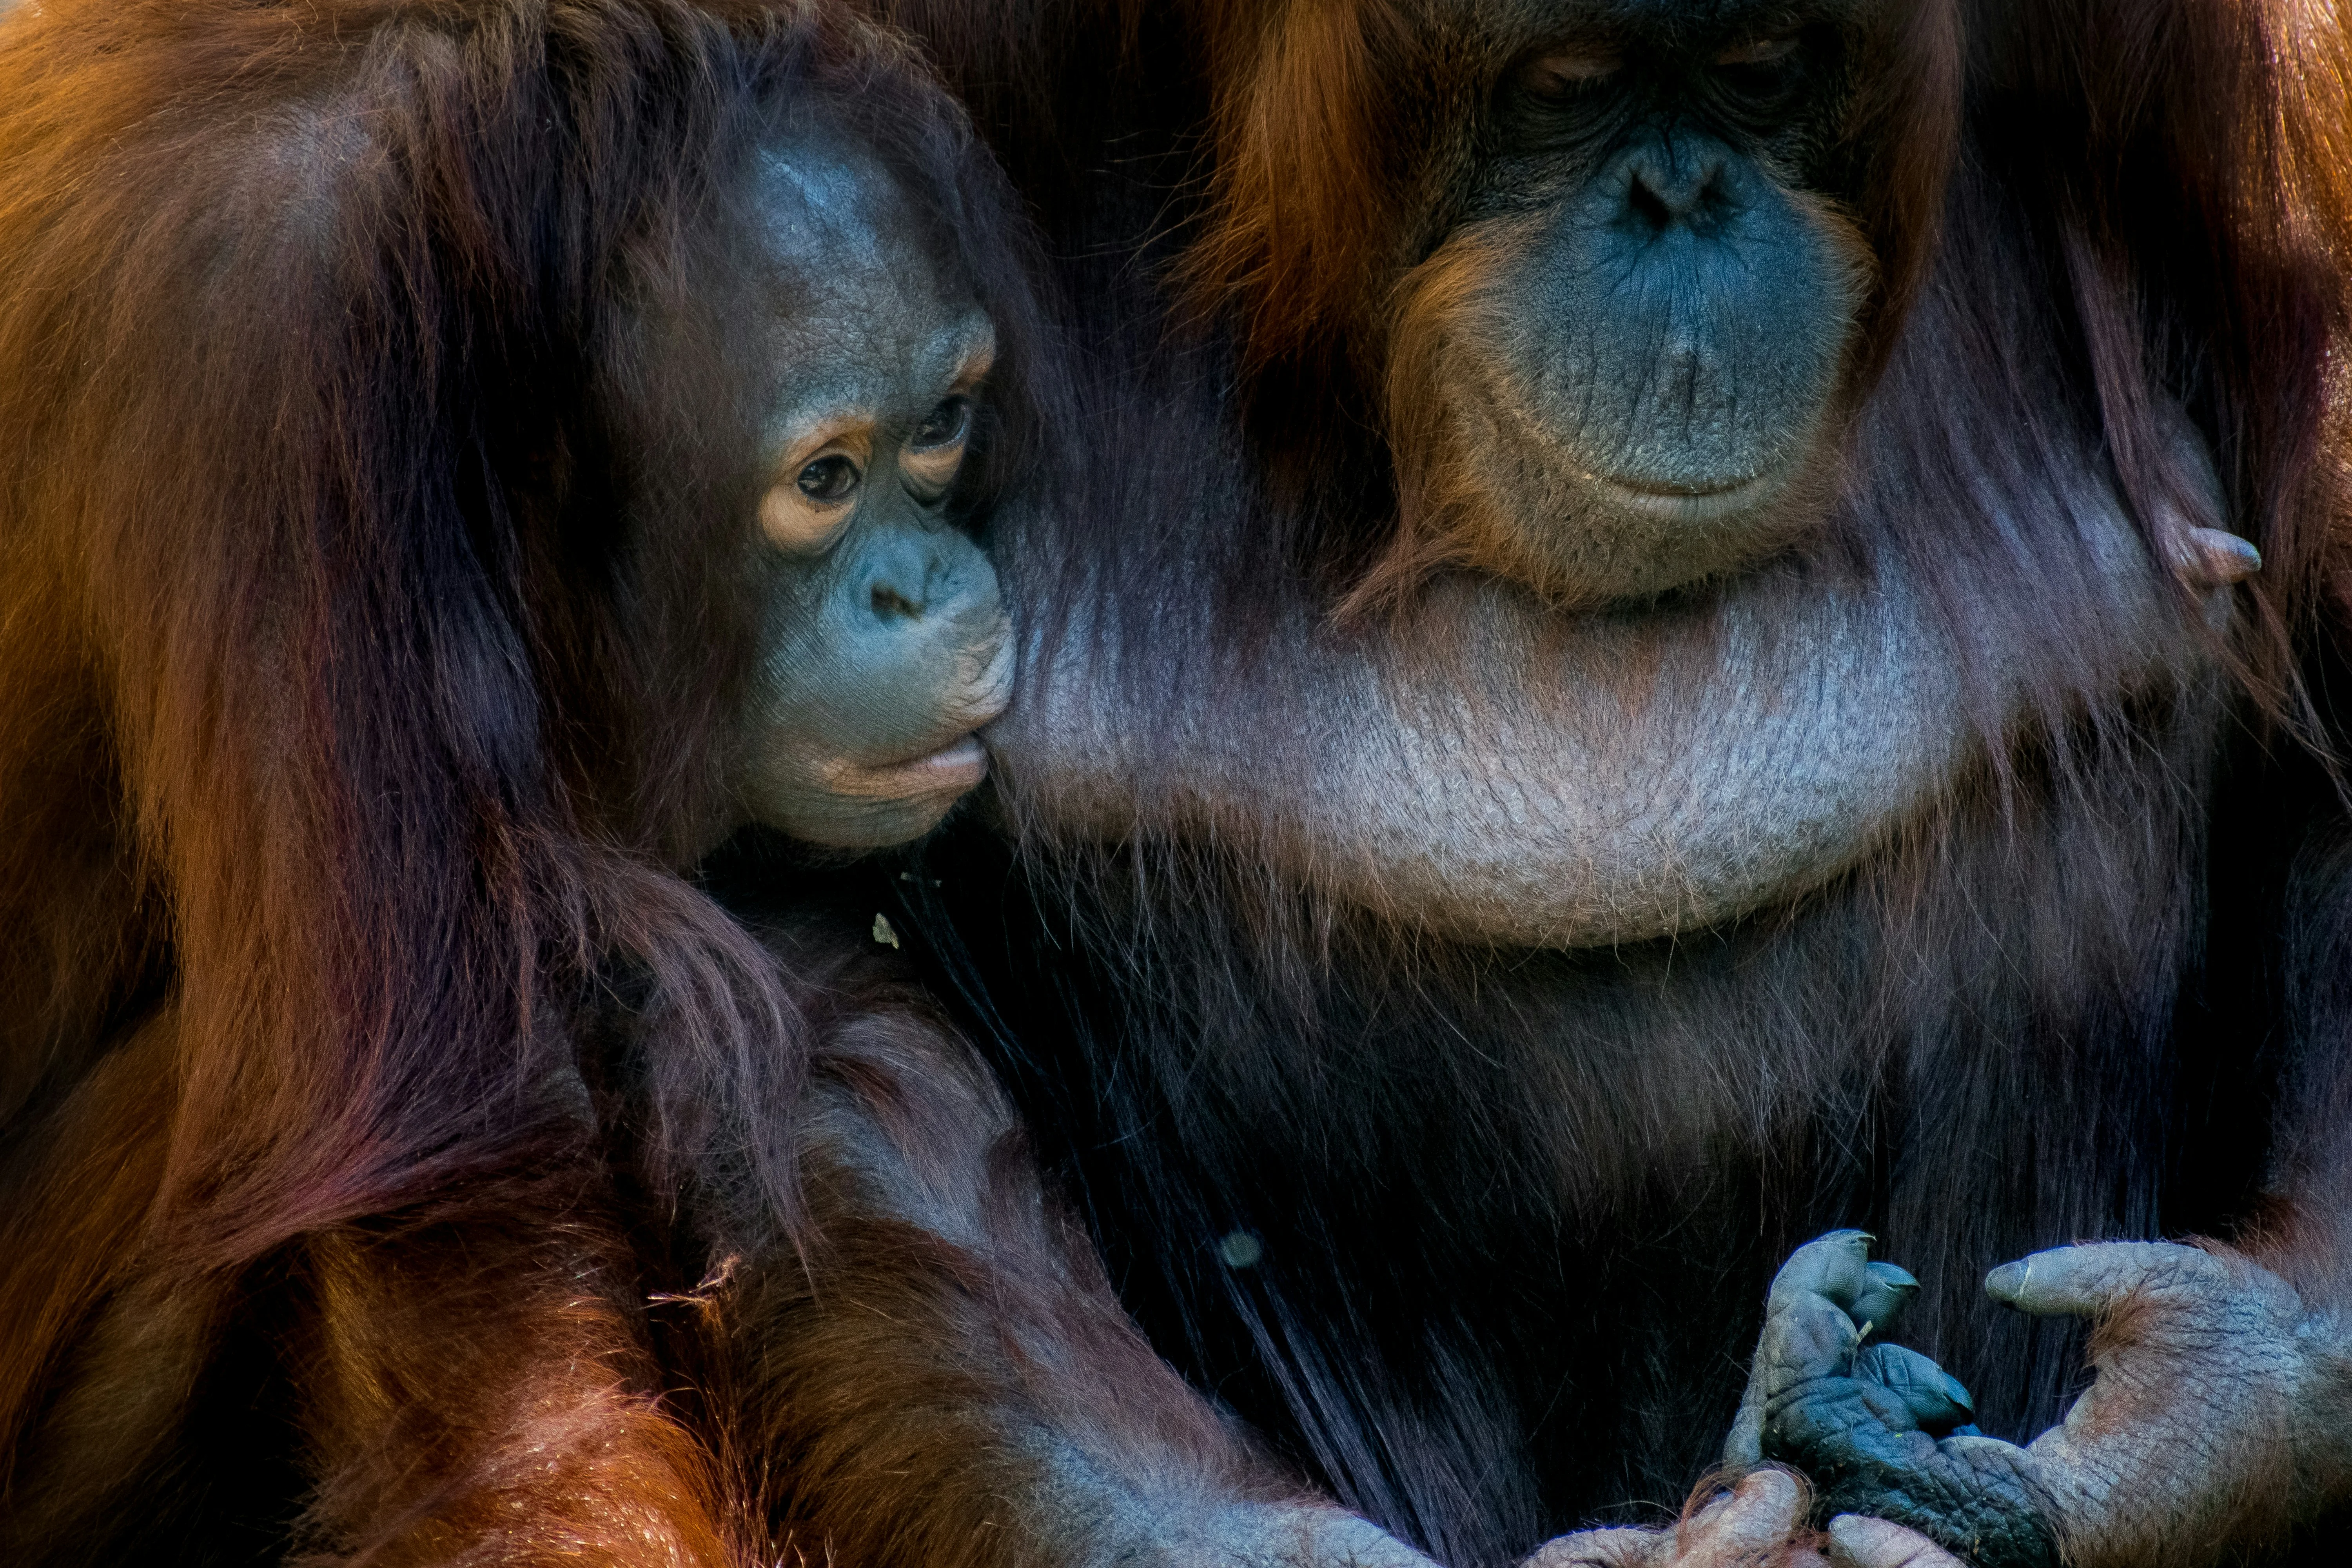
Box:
[0,0,1071,1557]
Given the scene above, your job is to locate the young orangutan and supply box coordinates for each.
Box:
[0,0,1048,1557]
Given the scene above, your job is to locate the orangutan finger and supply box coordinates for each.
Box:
[1824,1515,1968,1568]
[1849,1261,1922,1338]
[1674,1469,1809,1563]
[1983,1241,2225,1318]
[1523,1526,1669,1568]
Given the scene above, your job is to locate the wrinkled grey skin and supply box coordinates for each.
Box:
[1410,129,1864,599]
[726,139,1012,848]
[1729,1232,2352,1568]
[998,437,2227,948]
[1526,134,1857,497]
[1729,1233,2058,1568]
[746,508,1009,847]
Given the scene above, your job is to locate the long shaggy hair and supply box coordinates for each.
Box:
[870,1,2352,1563]
[0,0,1047,1511]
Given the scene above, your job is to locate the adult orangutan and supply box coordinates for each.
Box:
[0,0,1072,1557]
[764,1,2350,1565]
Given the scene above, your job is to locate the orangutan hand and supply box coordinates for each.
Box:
[1730,1232,2053,1568]
[1523,1468,1965,1568]
[1976,1241,2352,1566]
[1739,1232,2352,1568]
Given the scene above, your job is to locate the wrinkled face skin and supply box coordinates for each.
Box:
[985,0,2247,948]
[1393,0,1875,603]
[726,141,1012,848]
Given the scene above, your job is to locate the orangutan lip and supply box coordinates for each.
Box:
[1611,474,1762,498]
[860,733,988,799]
[1596,465,1786,522]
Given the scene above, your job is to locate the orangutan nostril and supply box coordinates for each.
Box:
[872,583,924,620]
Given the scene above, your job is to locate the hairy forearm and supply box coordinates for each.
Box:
[2223,1127,2352,1537]
[2190,830,2352,1542]
[720,1015,1427,1568]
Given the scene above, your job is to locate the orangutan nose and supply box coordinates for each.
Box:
[1620,135,1738,233]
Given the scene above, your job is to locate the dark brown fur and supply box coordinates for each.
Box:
[852,2,2352,1564]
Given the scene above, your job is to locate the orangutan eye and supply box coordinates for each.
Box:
[1714,35,1801,69]
[1518,47,1623,100]
[762,424,871,554]
[902,395,973,495]
[797,454,862,503]
[910,395,971,451]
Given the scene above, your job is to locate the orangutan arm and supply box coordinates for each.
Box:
[1884,831,2352,1568]
[1741,830,2352,1568]
[715,1005,1433,1568]
[1933,840,2352,1568]
[287,1167,755,1568]
[0,1012,211,1557]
